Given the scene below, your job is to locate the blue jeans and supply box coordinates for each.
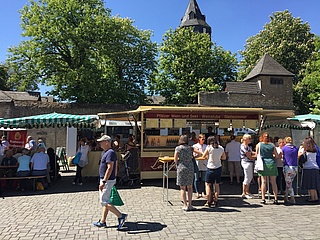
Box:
[194,170,206,194]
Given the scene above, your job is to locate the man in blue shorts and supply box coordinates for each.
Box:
[92,135,127,230]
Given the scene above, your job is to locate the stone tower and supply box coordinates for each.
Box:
[179,0,212,38]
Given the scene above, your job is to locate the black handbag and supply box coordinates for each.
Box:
[298,152,307,168]
[192,156,199,173]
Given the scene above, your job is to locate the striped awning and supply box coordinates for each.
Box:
[0,112,98,129]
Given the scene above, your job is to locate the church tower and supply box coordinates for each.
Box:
[179,0,212,38]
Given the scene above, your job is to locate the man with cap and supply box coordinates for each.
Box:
[93,135,127,229]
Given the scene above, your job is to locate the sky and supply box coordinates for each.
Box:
[0,0,320,94]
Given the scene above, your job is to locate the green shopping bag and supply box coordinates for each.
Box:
[110,186,124,206]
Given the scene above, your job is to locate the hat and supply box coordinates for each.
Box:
[126,142,136,147]
[97,135,112,142]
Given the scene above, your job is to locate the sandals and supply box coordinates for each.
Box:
[260,199,266,204]
[273,200,279,205]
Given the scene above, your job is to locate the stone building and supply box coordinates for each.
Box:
[198,54,295,137]
[179,0,212,38]
[198,54,294,110]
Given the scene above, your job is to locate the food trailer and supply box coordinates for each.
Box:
[98,106,294,180]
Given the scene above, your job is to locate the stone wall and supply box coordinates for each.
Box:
[5,101,134,118]
[198,75,293,110]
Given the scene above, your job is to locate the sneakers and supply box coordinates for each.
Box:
[182,206,188,211]
[93,220,107,228]
[117,214,127,230]
[78,182,83,186]
[72,182,76,185]
[241,194,253,199]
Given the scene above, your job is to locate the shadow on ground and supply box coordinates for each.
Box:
[117,221,167,234]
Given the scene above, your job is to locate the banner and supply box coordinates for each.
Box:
[8,130,27,149]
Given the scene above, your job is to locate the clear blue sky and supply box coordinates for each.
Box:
[0,0,319,93]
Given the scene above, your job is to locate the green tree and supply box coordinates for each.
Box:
[0,64,9,90]
[149,28,238,104]
[296,36,320,113]
[6,0,157,104]
[239,10,314,84]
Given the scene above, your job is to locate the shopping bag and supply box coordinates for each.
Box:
[110,186,124,206]
[36,182,44,191]
[254,143,264,172]
[254,155,264,172]
[71,152,82,165]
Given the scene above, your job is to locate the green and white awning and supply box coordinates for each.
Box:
[0,112,98,129]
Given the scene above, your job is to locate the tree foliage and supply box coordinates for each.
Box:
[6,0,157,104]
[296,36,320,114]
[149,28,238,104]
[0,64,9,90]
[239,10,314,84]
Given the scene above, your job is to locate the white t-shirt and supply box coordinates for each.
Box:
[275,147,283,167]
[206,145,224,169]
[78,144,90,167]
[225,140,241,161]
[193,143,207,171]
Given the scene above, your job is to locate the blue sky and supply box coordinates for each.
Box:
[0,0,319,94]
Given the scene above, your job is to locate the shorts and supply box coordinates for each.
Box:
[205,167,222,184]
[99,179,116,206]
[228,161,241,175]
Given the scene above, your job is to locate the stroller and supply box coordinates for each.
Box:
[117,149,140,187]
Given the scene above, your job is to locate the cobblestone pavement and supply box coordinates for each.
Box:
[1,170,320,240]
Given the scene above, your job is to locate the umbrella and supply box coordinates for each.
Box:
[0,112,98,129]
[287,114,320,130]
[288,114,320,123]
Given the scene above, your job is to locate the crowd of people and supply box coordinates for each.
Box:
[0,135,60,191]
[173,130,320,211]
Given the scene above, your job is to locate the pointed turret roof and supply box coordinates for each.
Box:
[179,0,211,31]
[243,54,294,81]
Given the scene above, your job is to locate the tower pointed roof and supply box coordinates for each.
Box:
[179,0,211,35]
[243,54,294,81]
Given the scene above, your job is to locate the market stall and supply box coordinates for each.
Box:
[98,106,294,180]
[0,112,98,177]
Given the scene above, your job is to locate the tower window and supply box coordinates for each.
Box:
[189,11,195,19]
[270,77,283,85]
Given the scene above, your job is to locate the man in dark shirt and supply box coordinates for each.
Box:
[0,150,18,177]
[92,135,127,230]
[205,126,215,144]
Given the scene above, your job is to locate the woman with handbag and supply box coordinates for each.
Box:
[73,137,90,185]
[174,135,195,211]
[282,137,298,204]
[257,132,281,204]
[299,137,320,203]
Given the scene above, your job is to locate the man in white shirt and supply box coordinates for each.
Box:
[225,135,241,185]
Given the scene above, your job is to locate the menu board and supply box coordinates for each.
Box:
[174,119,186,128]
[160,119,173,128]
[232,120,243,128]
[245,120,258,129]
[219,119,230,128]
[146,118,159,128]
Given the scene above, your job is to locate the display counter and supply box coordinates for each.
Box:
[81,151,123,177]
[82,151,102,177]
